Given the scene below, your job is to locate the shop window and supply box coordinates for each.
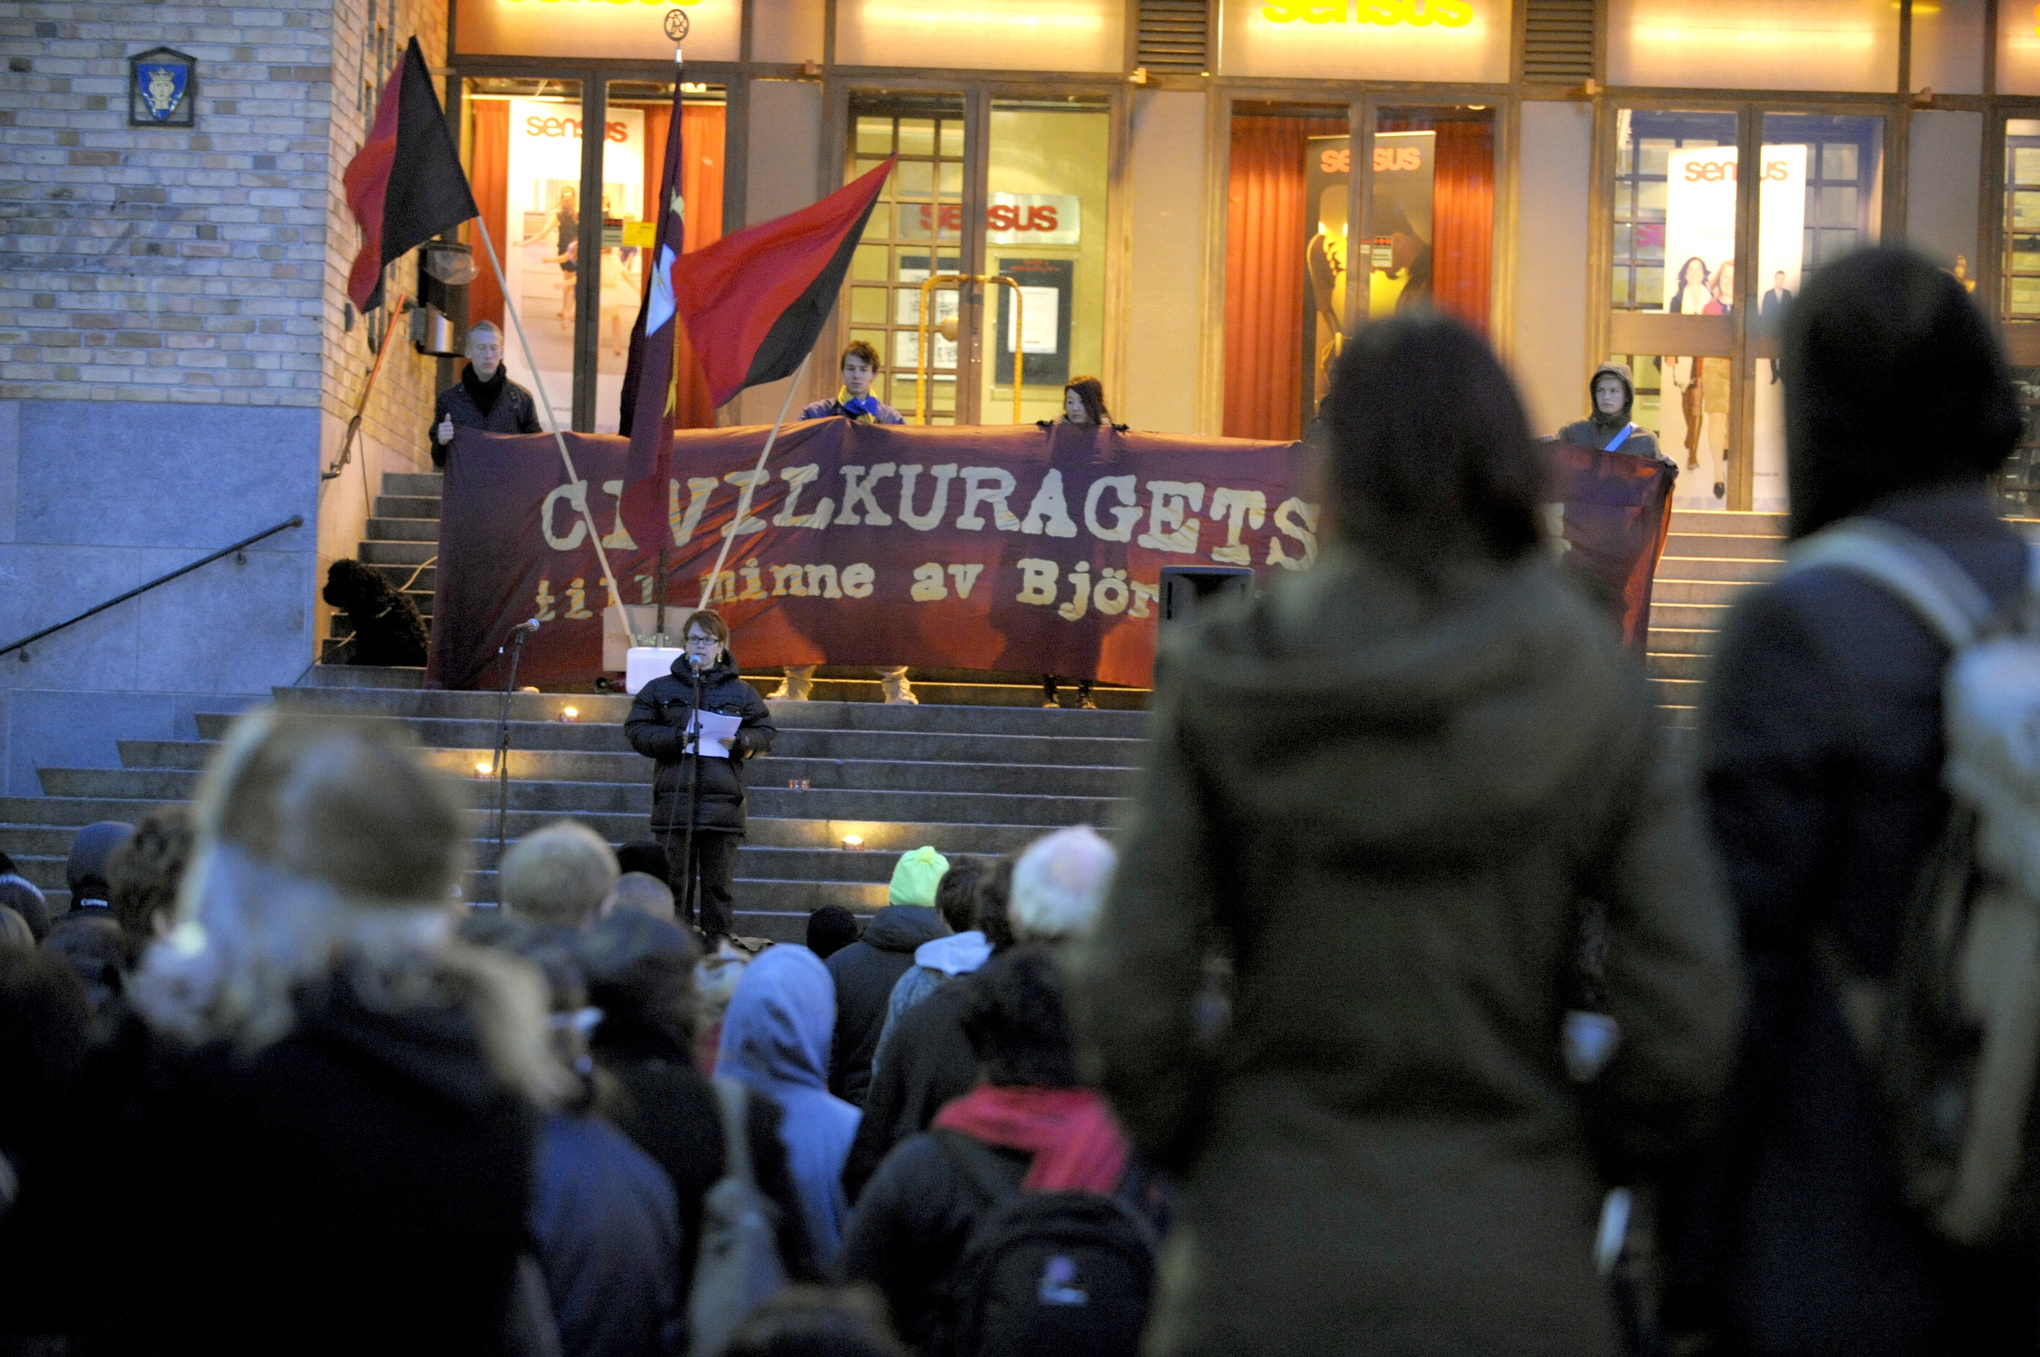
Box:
[1911,0,1985,96]
[2003,120,2040,322]
[1222,104,1347,442]
[1374,107,1495,335]
[592,81,727,435]
[2005,374,2040,517]
[1607,0,1898,94]
[1999,1,2040,96]
[460,77,585,432]
[846,95,968,423]
[979,100,1110,426]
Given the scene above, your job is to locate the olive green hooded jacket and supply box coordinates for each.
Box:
[1071,544,1740,1357]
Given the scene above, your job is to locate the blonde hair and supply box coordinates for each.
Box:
[130,710,570,1105]
[608,871,676,924]
[501,820,619,929]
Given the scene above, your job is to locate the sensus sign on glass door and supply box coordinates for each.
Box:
[1659,144,1804,509]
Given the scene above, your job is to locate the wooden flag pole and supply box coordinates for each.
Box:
[697,349,810,610]
[471,214,625,613]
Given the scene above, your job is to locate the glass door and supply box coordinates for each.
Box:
[977,96,1110,426]
[845,94,970,424]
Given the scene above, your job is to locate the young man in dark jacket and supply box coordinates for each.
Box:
[1669,246,2036,1356]
[624,609,774,943]
[825,846,949,1107]
[429,321,542,468]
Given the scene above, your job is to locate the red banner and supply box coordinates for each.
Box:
[426,425,1671,691]
[429,421,1313,691]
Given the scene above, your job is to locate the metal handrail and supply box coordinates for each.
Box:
[917,273,1023,425]
[0,515,306,662]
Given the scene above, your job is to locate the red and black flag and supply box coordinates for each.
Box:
[617,81,688,483]
[342,37,478,312]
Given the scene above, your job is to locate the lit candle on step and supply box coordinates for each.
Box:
[475,759,493,777]
[560,706,579,723]
[842,834,864,850]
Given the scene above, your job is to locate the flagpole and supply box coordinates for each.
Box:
[471,214,625,613]
[698,350,810,610]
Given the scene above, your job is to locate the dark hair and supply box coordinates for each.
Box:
[0,878,51,943]
[108,804,194,944]
[581,907,700,1053]
[841,341,881,373]
[1782,245,2020,538]
[616,840,671,888]
[0,945,91,1163]
[805,905,861,961]
[1316,311,1544,583]
[1676,255,1709,290]
[933,855,986,934]
[1062,376,1110,426]
[722,1285,908,1357]
[975,856,1016,953]
[41,914,129,1016]
[961,946,1079,1088]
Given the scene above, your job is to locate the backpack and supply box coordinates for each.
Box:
[1788,517,2040,1248]
[933,1130,1156,1357]
[687,1078,789,1356]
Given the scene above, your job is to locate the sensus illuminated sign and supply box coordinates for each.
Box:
[1260,0,1474,25]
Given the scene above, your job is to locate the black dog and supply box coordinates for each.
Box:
[322,559,429,667]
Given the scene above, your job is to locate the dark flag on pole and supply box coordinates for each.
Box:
[342,37,478,312]
[619,157,895,483]
[617,81,688,484]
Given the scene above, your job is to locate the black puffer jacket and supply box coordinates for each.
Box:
[625,655,774,833]
[430,366,542,467]
[826,904,948,1106]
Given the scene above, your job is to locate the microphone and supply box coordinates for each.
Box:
[512,618,541,634]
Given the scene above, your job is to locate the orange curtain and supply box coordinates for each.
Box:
[1431,120,1494,333]
[465,100,508,332]
[638,101,727,427]
[1225,116,1345,442]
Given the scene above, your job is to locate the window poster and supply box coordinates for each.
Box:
[894,254,962,372]
[501,99,643,430]
[994,256,1074,388]
[1659,143,1804,507]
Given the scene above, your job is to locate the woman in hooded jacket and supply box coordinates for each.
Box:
[1068,312,1742,1357]
[0,711,563,1357]
[717,945,862,1264]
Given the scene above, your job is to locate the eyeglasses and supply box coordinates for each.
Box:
[685,634,718,647]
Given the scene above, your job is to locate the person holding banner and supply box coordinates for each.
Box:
[1557,363,1673,467]
[624,610,774,943]
[778,342,915,703]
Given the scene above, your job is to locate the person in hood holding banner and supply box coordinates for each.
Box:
[1557,363,1674,469]
[625,610,775,944]
[428,321,541,468]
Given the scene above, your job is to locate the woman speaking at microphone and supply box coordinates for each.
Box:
[624,610,775,944]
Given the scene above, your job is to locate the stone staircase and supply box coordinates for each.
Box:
[0,666,1143,939]
[1647,508,1789,726]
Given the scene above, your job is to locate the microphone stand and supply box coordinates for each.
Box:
[679,660,704,933]
[493,624,533,878]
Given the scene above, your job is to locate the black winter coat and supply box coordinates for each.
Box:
[826,904,948,1107]
[0,977,536,1357]
[842,968,983,1202]
[1675,484,2034,1355]
[592,1021,821,1286]
[625,656,774,834]
[431,367,542,467]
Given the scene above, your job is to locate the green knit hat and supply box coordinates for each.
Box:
[887,845,949,907]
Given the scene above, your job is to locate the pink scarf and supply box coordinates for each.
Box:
[932,1085,1129,1194]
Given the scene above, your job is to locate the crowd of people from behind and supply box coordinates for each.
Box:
[2,245,2037,1357]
